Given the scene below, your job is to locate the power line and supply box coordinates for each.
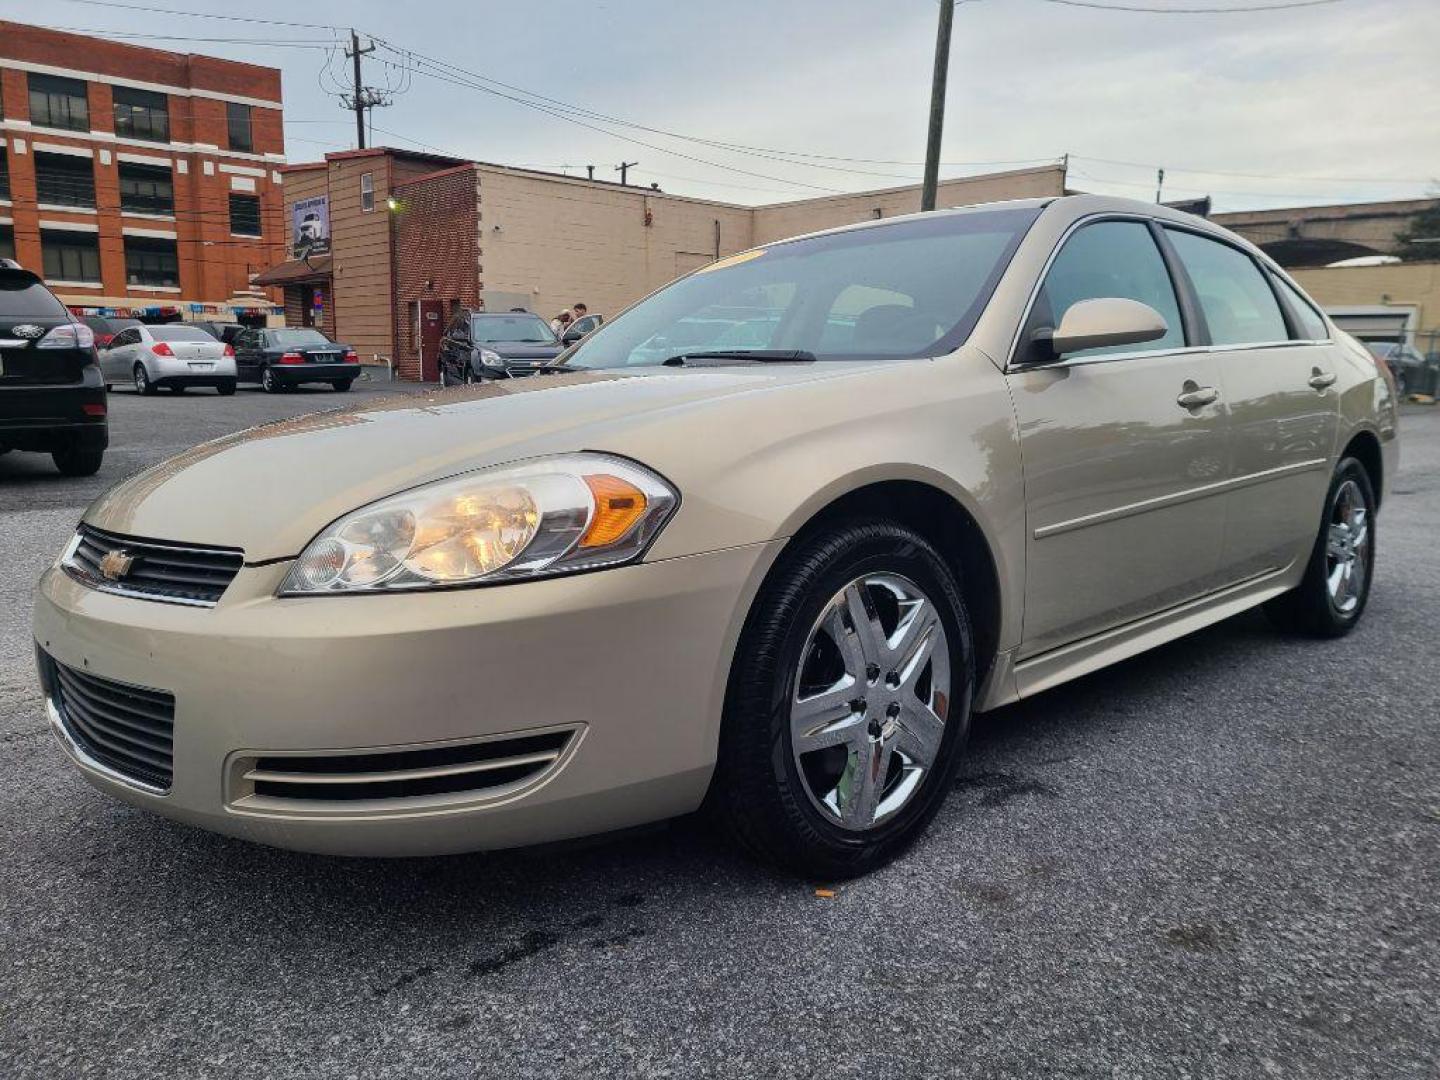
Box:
[41,0,344,31]
[1033,0,1346,12]
[21,24,336,47]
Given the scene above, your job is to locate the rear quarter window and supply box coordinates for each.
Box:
[0,274,70,319]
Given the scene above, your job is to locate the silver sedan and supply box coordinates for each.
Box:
[100,324,237,395]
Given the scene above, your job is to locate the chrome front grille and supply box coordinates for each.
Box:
[230,729,578,813]
[42,652,175,792]
[62,524,243,607]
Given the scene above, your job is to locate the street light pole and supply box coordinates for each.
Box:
[921,0,956,212]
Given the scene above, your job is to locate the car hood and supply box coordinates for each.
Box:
[82,365,861,561]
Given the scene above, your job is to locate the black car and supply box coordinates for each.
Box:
[78,315,142,351]
[437,310,566,384]
[0,261,107,476]
[191,320,248,346]
[233,327,360,393]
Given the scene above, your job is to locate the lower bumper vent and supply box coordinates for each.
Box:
[234,729,576,809]
[42,652,175,792]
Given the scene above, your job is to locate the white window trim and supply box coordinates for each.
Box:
[123,227,178,239]
[9,57,282,109]
[219,163,266,178]
[39,220,100,232]
[32,142,94,158]
[36,205,98,215]
[0,120,285,164]
[128,285,182,293]
[47,280,104,288]
[360,171,376,213]
[117,151,173,168]
[122,211,178,223]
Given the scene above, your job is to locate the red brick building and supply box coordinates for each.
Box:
[0,21,286,322]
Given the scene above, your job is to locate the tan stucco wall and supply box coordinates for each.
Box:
[476,167,755,320]
[1291,261,1440,332]
[751,165,1067,245]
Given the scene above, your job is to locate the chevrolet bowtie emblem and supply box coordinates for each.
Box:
[99,550,135,581]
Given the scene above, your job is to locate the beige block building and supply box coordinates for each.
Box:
[257,149,1068,379]
[1291,261,1440,351]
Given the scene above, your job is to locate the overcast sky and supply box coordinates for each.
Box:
[11,0,1438,212]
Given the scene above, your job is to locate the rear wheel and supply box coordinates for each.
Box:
[133,364,156,396]
[260,366,283,394]
[1265,456,1376,637]
[217,381,237,396]
[53,446,104,477]
[710,520,974,879]
[332,379,354,392]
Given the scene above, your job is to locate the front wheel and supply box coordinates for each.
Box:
[709,521,974,879]
[1265,457,1376,637]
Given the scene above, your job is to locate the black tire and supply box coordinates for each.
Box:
[1264,456,1376,638]
[217,381,237,396]
[463,366,477,385]
[260,366,283,394]
[52,446,104,477]
[332,379,354,392]
[133,364,156,396]
[171,385,186,394]
[708,520,974,879]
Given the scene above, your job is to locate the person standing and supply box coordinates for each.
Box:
[550,309,573,337]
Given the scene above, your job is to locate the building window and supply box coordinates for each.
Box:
[229,194,262,236]
[0,148,9,202]
[360,172,375,212]
[226,102,253,153]
[124,236,180,288]
[0,225,14,263]
[113,86,170,143]
[41,229,101,282]
[118,162,174,215]
[28,74,89,132]
[34,151,96,209]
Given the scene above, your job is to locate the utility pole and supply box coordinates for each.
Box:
[586,165,595,181]
[920,0,955,212]
[1155,167,1165,204]
[346,29,376,149]
[615,161,638,186]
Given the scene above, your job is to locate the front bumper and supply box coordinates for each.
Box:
[33,541,777,856]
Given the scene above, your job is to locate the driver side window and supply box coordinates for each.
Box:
[1035,221,1185,359]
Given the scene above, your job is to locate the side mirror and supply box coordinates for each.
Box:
[1038,297,1168,360]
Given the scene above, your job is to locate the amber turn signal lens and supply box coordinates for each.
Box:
[580,474,648,548]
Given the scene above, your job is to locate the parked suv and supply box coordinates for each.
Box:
[438,310,564,384]
[0,261,107,476]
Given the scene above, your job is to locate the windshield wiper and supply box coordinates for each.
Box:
[661,349,817,367]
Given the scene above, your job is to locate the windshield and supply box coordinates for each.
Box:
[563,206,1040,369]
[470,315,556,344]
[150,325,216,342]
[268,328,332,347]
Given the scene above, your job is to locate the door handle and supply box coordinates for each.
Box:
[1176,382,1219,410]
[1308,369,1337,391]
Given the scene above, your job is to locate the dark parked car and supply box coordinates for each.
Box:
[190,320,248,346]
[233,327,360,393]
[78,315,142,350]
[438,310,566,384]
[1365,341,1430,398]
[0,260,107,475]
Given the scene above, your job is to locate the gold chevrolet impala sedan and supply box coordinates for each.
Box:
[33,195,1398,877]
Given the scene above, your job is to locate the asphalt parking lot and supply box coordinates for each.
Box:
[2,386,1436,1079]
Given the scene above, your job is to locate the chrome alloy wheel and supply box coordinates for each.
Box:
[791,573,950,831]
[1326,478,1370,614]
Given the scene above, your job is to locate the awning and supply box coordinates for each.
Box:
[252,255,332,286]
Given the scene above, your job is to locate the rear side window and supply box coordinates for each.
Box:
[1035,220,1185,358]
[1270,274,1329,341]
[0,274,69,318]
[1165,229,1288,346]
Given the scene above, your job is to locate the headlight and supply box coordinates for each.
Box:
[280,453,678,595]
[479,348,504,369]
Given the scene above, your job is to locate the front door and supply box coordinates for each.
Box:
[418,299,444,382]
[1008,218,1232,659]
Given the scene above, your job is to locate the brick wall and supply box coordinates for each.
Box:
[0,21,284,309]
[393,164,480,380]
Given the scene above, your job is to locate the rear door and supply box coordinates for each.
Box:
[1161,227,1339,584]
[101,327,136,381]
[234,330,263,379]
[1007,217,1231,659]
